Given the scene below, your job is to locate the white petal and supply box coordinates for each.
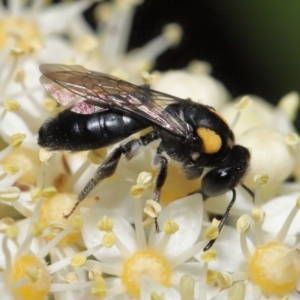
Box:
[140,275,180,300]
[204,226,253,273]
[262,193,300,235]
[0,272,14,300]
[81,207,137,264]
[36,1,91,36]
[204,186,253,216]
[153,71,229,109]
[149,194,203,259]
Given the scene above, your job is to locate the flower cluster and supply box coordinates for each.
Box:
[0,1,299,300]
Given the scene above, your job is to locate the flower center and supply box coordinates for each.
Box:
[9,255,50,300]
[122,250,171,296]
[248,242,300,295]
[0,17,43,53]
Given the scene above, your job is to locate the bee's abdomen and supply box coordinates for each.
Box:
[38,110,150,151]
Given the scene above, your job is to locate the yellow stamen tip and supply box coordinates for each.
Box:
[162,23,182,46]
[217,271,232,288]
[39,148,54,164]
[65,272,78,284]
[285,132,300,146]
[0,187,20,202]
[251,206,265,223]
[234,95,252,110]
[204,225,219,241]
[71,253,87,268]
[41,187,57,199]
[91,276,107,298]
[254,174,269,186]
[144,200,162,218]
[206,269,217,284]
[137,171,152,186]
[4,99,20,111]
[236,214,252,234]
[72,216,83,230]
[43,97,58,112]
[10,133,26,148]
[130,184,145,198]
[6,224,19,239]
[88,148,107,165]
[31,188,43,202]
[3,163,19,175]
[97,216,114,232]
[164,220,179,234]
[200,249,217,263]
[228,282,246,300]
[0,217,15,233]
[151,291,166,300]
[296,196,300,209]
[30,221,45,237]
[89,265,103,281]
[102,232,116,248]
[179,274,195,299]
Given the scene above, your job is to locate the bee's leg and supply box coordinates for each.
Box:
[151,147,168,232]
[64,131,159,218]
[203,189,236,251]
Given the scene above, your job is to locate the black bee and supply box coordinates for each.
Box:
[38,64,251,250]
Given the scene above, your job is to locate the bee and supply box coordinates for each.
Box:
[38,64,251,250]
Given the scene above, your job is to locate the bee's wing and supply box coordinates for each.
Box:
[40,64,191,137]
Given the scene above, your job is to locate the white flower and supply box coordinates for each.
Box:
[0,208,88,300]
[79,194,221,299]
[207,192,300,300]
[152,69,230,109]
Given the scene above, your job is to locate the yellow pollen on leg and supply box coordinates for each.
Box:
[9,255,50,300]
[248,242,300,295]
[122,251,171,296]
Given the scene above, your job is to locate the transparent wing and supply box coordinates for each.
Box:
[40,64,192,137]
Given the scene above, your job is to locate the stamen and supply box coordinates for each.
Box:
[144,199,162,218]
[236,214,252,259]
[206,269,217,284]
[88,148,107,165]
[180,274,195,300]
[91,276,107,298]
[10,133,26,148]
[285,132,300,146]
[150,291,166,300]
[30,221,45,237]
[134,197,147,250]
[65,272,78,284]
[217,271,232,288]
[4,99,20,111]
[88,265,103,280]
[71,253,87,268]
[228,281,246,300]
[98,216,114,232]
[39,148,54,165]
[102,232,116,248]
[164,220,179,235]
[0,186,20,202]
[200,250,217,263]
[6,224,19,240]
[3,163,19,175]
[231,95,252,129]
[276,196,300,242]
[278,91,300,121]
[204,225,219,242]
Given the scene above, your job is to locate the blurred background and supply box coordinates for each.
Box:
[83,0,300,131]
